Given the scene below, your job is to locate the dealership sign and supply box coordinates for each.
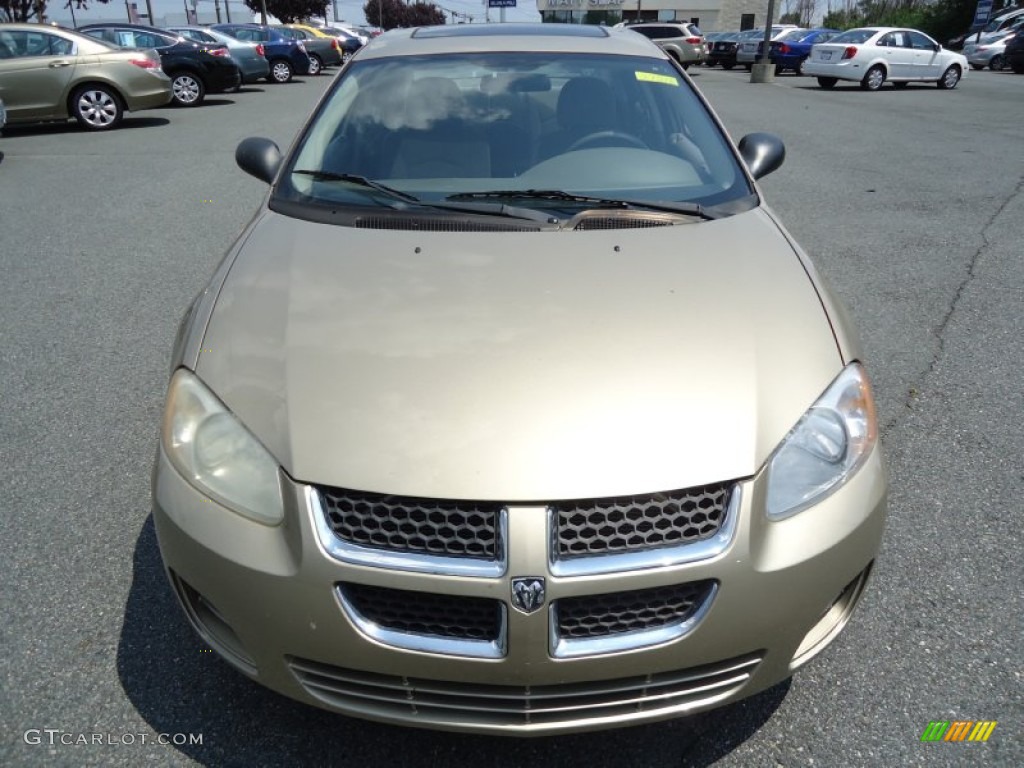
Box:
[970,0,993,30]
[545,0,625,6]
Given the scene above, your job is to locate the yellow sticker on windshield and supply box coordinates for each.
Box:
[635,72,679,86]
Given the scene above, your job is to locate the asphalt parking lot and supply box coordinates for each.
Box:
[1,63,1021,767]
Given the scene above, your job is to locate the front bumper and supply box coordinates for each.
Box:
[152,443,886,735]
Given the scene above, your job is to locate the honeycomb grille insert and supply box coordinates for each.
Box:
[556,581,716,639]
[339,583,502,642]
[554,482,731,558]
[317,487,502,560]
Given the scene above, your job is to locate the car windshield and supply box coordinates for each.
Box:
[277,51,750,217]
[830,29,879,44]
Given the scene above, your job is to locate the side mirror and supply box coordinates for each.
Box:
[738,132,786,180]
[236,136,282,184]
[933,43,941,52]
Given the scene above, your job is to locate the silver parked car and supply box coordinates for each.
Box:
[154,23,887,736]
[962,23,1023,69]
[736,25,802,69]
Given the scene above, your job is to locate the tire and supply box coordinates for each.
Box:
[722,62,735,70]
[743,63,752,71]
[817,76,838,89]
[169,72,205,106]
[308,54,323,76]
[795,57,806,76]
[861,65,885,91]
[937,64,961,89]
[1013,61,1024,74]
[71,85,123,131]
[989,54,1004,71]
[970,62,984,70]
[268,59,293,84]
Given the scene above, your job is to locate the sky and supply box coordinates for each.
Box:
[45,0,542,28]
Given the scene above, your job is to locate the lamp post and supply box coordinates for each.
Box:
[750,0,777,83]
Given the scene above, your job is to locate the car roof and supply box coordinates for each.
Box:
[77,22,174,32]
[357,23,665,60]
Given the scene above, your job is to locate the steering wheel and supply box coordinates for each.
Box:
[567,130,648,153]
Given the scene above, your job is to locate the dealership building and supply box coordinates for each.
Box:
[535,0,777,32]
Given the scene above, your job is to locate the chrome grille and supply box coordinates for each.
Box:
[288,653,762,730]
[317,486,503,560]
[556,581,716,639]
[339,583,502,642]
[554,482,731,558]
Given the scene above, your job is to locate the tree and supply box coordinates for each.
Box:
[241,0,329,24]
[363,0,445,30]
[0,0,108,23]
[821,0,976,43]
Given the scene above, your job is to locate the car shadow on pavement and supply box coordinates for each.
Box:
[118,516,789,768]
[0,117,170,136]
[165,99,236,109]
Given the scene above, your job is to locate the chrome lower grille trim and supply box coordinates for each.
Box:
[550,582,718,659]
[287,653,763,728]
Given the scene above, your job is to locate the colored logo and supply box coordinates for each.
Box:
[920,721,997,742]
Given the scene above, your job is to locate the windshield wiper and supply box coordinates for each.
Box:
[446,189,716,220]
[292,170,422,204]
[292,171,556,224]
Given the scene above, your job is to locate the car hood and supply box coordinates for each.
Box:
[196,207,842,500]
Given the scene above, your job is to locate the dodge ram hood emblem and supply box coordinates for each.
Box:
[511,577,546,614]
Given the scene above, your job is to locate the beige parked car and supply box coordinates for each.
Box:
[154,23,887,736]
[627,22,707,68]
[0,23,171,130]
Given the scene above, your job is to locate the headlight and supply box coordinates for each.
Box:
[162,369,284,525]
[765,363,878,520]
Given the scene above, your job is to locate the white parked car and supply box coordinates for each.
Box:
[805,27,968,90]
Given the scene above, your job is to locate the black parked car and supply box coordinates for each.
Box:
[77,23,241,106]
[1006,31,1024,72]
[708,29,761,69]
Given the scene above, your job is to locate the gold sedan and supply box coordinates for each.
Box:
[0,23,171,131]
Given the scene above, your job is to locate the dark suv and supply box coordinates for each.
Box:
[211,24,312,83]
[77,23,240,106]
